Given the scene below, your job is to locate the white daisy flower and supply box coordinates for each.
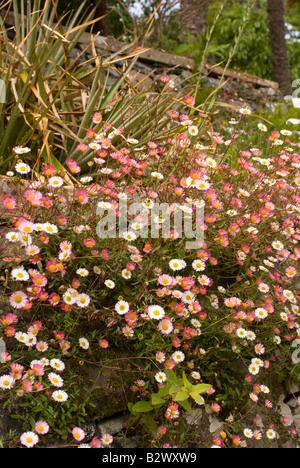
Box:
[169,259,186,271]
[5,231,20,242]
[248,363,260,375]
[79,338,89,350]
[171,351,185,363]
[104,279,115,289]
[15,162,31,174]
[42,223,58,234]
[15,332,29,344]
[192,259,206,272]
[11,268,29,282]
[49,176,64,188]
[50,359,65,372]
[52,390,68,402]
[121,269,132,279]
[0,375,15,390]
[122,231,137,242]
[115,300,130,315]
[48,372,64,388]
[76,268,89,277]
[188,126,198,136]
[151,172,164,180]
[148,305,165,320]
[76,294,91,308]
[155,371,166,383]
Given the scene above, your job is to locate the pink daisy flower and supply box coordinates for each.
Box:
[76,190,89,205]
[20,431,39,448]
[72,427,86,442]
[43,165,56,177]
[32,274,47,288]
[77,143,88,152]
[18,220,35,234]
[101,433,113,446]
[99,339,109,349]
[211,402,221,413]
[2,195,16,210]
[22,379,33,393]
[9,291,28,309]
[92,112,103,124]
[35,421,50,435]
[31,363,45,377]
[158,317,173,335]
[49,292,60,305]
[36,341,49,353]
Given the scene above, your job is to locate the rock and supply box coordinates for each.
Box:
[185,408,203,426]
[285,397,299,410]
[127,70,154,91]
[209,417,223,434]
[292,413,300,432]
[287,382,300,395]
[97,412,130,436]
[115,435,143,448]
[83,363,132,421]
[80,422,97,440]
[278,395,293,426]
[266,87,276,96]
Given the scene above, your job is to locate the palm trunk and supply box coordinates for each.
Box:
[92,0,111,36]
[180,0,210,39]
[267,0,292,95]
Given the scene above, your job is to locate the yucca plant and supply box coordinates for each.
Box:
[0,0,215,179]
[0,0,153,175]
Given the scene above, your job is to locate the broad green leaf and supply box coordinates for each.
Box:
[169,384,181,396]
[190,392,205,405]
[141,414,158,434]
[192,384,212,395]
[151,393,165,406]
[174,390,189,402]
[165,369,182,386]
[177,399,192,413]
[182,372,193,391]
[158,381,171,397]
[131,400,153,413]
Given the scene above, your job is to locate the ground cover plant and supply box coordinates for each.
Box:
[0,87,300,448]
[1,0,300,450]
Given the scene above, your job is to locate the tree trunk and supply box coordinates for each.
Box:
[92,0,111,36]
[267,0,292,95]
[180,0,210,39]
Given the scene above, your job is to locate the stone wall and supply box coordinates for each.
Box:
[72,31,282,113]
[1,9,282,113]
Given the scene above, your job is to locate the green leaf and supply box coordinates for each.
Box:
[192,384,212,395]
[190,392,205,405]
[169,384,181,396]
[158,381,171,397]
[182,372,193,391]
[151,393,165,406]
[165,369,182,386]
[141,414,158,434]
[177,399,192,413]
[174,390,189,402]
[131,400,153,413]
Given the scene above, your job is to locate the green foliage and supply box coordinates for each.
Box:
[207,0,300,81]
[129,370,211,417]
[0,0,195,175]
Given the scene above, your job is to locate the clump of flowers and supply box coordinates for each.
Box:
[0,93,300,449]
